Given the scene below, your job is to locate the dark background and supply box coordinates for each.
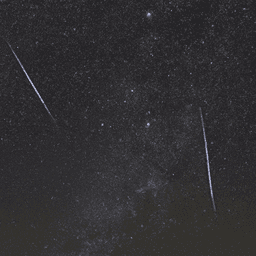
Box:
[0,0,255,255]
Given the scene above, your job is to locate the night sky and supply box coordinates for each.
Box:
[0,1,255,255]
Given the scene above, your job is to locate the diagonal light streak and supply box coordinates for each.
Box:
[3,38,56,123]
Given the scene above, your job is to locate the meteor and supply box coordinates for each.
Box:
[1,37,56,124]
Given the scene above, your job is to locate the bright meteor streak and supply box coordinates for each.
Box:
[3,38,56,123]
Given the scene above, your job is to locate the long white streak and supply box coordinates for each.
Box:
[6,40,56,123]
[199,107,216,212]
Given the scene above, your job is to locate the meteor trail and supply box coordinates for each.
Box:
[2,37,56,123]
